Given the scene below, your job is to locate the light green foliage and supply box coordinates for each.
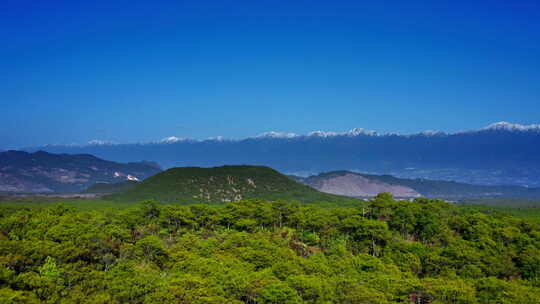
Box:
[38,257,61,281]
[0,195,540,303]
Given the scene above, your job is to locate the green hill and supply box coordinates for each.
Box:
[83,180,139,194]
[109,165,355,204]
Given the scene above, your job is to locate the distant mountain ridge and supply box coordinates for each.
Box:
[0,151,161,193]
[35,122,540,145]
[293,171,421,198]
[27,122,540,187]
[296,171,540,199]
[109,165,354,204]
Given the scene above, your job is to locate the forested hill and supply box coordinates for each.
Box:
[1,195,539,302]
[109,165,354,204]
[296,171,540,199]
[0,150,161,193]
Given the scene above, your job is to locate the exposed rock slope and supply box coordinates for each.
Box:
[295,171,540,199]
[298,171,420,197]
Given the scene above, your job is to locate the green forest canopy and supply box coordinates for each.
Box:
[1,194,540,303]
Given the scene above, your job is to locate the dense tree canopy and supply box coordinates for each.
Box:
[1,194,539,303]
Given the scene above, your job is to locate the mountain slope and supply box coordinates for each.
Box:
[109,165,354,204]
[298,171,540,199]
[296,171,420,198]
[0,150,161,193]
[31,122,540,187]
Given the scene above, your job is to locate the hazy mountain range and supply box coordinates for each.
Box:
[24,122,540,187]
[0,151,161,193]
[293,171,540,199]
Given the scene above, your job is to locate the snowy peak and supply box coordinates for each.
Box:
[160,136,190,143]
[306,128,380,137]
[417,130,447,136]
[254,131,299,139]
[345,128,378,136]
[206,136,228,142]
[482,121,540,132]
[87,139,116,146]
[306,130,339,137]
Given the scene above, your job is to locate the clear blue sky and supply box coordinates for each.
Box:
[1,0,539,149]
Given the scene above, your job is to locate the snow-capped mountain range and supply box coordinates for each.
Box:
[25,122,540,187]
[76,122,540,146]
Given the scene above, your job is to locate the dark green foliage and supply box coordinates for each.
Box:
[108,165,357,204]
[1,194,540,303]
[458,199,540,219]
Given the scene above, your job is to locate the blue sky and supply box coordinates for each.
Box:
[1,0,539,148]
